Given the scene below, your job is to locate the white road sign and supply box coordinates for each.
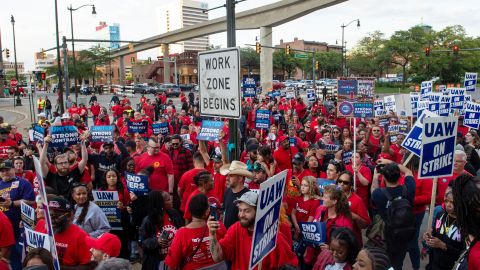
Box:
[198,47,241,119]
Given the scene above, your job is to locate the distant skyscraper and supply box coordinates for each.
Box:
[95,22,121,49]
[156,0,209,54]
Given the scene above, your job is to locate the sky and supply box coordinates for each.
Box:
[1,0,480,71]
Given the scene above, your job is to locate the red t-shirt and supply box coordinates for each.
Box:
[346,165,372,209]
[285,169,314,214]
[273,147,298,172]
[184,189,202,220]
[179,168,205,212]
[0,211,14,248]
[390,144,404,164]
[413,175,432,214]
[157,213,179,257]
[368,135,381,156]
[294,197,321,223]
[90,105,101,116]
[16,170,35,186]
[348,192,371,245]
[0,139,16,159]
[36,222,91,266]
[436,170,470,205]
[68,106,80,116]
[165,224,226,270]
[469,241,480,270]
[219,222,298,270]
[313,205,354,243]
[135,152,174,191]
[206,164,227,205]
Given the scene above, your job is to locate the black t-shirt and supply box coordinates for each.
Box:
[223,187,249,229]
[45,167,82,197]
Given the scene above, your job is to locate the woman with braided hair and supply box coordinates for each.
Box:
[452,174,480,270]
[353,246,392,270]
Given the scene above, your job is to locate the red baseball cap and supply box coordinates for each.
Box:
[86,233,121,257]
[278,135,289,142]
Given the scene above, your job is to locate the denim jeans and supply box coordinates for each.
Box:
[407,211,426,269]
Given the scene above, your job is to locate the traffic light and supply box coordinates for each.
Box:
[41,72,46,80]
[285,45,291,55]
[425,47,431,57]
[5,49,10,58]
[452,45,460,55]
[315,61,319,70]
[255,42,261,54]
[41,48,46,59]
[131,57,135,65]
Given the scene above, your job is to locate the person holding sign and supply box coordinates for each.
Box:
[290,176,321,240]
[0,211,14,265]
[207,191,298,270]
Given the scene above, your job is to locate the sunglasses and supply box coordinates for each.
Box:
[171,143,180,146]
[337,179,352,185]
[372,130,380,132]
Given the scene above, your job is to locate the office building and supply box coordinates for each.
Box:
[95,21,121,49]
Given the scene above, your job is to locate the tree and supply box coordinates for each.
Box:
[78,46,113,86]
[273,50,297,79]
[5,70,26,82]
[240,47,259,75]
[348,31,389,77]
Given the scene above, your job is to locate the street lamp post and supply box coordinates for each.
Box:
[68,4,96,104]
[11,15,21,106]
[54,0,65,114]
[341,19,360,77]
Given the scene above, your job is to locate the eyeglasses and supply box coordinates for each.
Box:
[372,130,380,132]
[337,179,352,185]
[171,143,180,146]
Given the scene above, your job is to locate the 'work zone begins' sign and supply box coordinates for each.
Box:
[199,47,241,119]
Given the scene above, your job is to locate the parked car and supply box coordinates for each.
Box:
[179,84,196,92]
[80,85,93,95]
[133,84,149,94]
[159,83,181,97]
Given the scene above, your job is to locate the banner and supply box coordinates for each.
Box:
[33,125,45,143]
[449,88,465,109]
[401,111,437,157]
[255,110,271,130]
[354,103,374,118]
[197,120,224,141]
[357,79,375,99]
[299,222,327,246]
[410,93,419,117]
[464,72,477,92]
[49,126,79,148]
[464,101,480,130]
[306,89,316,102]
[419,116,457,179]
[152,122,169,136]
[24,227,51,251]
[337,78,375,118]
[337,79,358,117]
[416,101,429,119]
[388,125,401,143]
[316,178,335,194]
[21,201,35,229]
[128,121,148,134]
[90,125,114,143]
[249,170,287,270]
[322,144,340,153]
[383,95,396,112]
[125,172,150,195]
[243,77,257,98]
[92,191,122,230]
[420,81,433,100]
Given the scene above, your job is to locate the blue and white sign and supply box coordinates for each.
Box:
[463,101,480,130]
[33,124,45,143]
[464,72,477,92]
[439,95,451,117]
[243,78,257,97]
[21,201,35,229]
[410,93,419,117]
[401,111,437,157]
[419,116,458,179]
[249,170,287,270]
[316,178,336,194]
[338,101,354,117]
[49,126,79,148]
[383,95,396,112]
[449,88,466,109]
[299,222,327,246]
[421,81,433,100]
[306,89,316,102]
[125,172,150,195]
[152,122,169,136]
[197,120,224,141]
[338,80,358,97]
[24,227,51,251]
[416,101,429,119]
[459,95,472,115]
[90,125,114,143]
[255,110,271,130]
[128,121,148,134]
[374,100,384,112]
[92,191,122,230]
[354,103,374,118]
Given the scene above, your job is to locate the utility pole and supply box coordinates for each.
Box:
[54,0,65,113]
[62,37,69,103]
[0,27,4,98]
[226,0,239,161]
[11,15,21,106]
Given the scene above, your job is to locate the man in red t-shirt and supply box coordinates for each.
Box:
[273,135,298,172]
[135,137,174,195]
[36,196,92,268]
[207,191,298,270]
[0,128,16,160]
[0,211,14,261]
[178,152,206,213]
[435,150,471,205]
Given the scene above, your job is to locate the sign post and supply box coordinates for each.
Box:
[249,170,287,270]
[419,116,458,231]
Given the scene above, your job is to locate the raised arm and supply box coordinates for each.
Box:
[77,132,89,173]
[39,136,51,177]
[198,140,210,165]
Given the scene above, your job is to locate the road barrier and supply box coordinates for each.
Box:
[112,85,135,97]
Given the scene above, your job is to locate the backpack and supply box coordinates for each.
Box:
[381,185,415,249]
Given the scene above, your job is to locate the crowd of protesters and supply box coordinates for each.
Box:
[0,88,479,270]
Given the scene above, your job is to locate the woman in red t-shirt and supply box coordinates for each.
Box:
[291,176,321,240]
[165,193,227,270]
[256,145,277,177]
[346,152,372,209]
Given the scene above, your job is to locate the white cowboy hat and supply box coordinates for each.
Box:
[220,160,253,178]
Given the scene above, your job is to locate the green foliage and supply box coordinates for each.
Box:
[240,47,260,72]
[273,50,297,79]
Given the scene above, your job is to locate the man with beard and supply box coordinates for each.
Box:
[273,135,298,172]
[39,134,89,197]
[207,191,298,270]
[248,162,268,192]
[88,141,129,188]
[0,128,16,160]
[36,196,93,269]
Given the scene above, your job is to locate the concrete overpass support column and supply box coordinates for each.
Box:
[163,44,171,83]
[260,26,273,92]
[119,56,125,86]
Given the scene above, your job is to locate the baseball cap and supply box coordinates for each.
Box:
[86,233,121,257]
[278,135,289,143]
[0,160,13,170]
[292,153,305,165]
[252,162,266,173]
[48,196,72,212]
[234,191,258,207]
[211,154,222,163]
[246,143,259,153]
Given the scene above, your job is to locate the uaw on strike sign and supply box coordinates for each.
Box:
[419,116,457,179]
[199,47,241,119]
